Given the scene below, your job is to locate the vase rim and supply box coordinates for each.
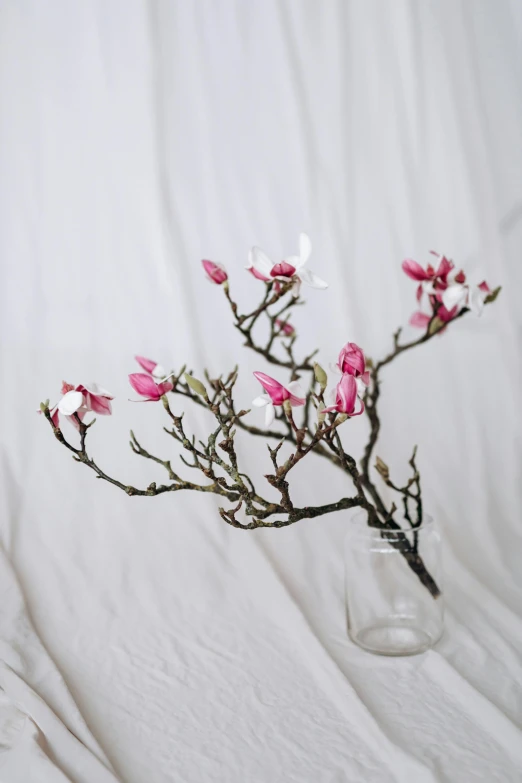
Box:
[347,509,435,538]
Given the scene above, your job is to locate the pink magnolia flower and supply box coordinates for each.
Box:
[275,319,295,337]
[322,374,365,417]
[47,381,113,429]
[135,355,167,382]
[250,233,328,292]
[336,342,370,390]
[129,373,173,402]
[202,259,228,285]
[252,371,305,426]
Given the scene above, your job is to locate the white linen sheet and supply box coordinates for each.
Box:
[0,1,521,781]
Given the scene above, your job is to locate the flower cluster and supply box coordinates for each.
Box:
[251,341,369,424]
[403,252,492,329]
[203,233,328,295]
[46,381,113,429]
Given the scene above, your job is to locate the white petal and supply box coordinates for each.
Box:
[297,267,328,290]
[251,247,273,276]
[152,364,167,380]
[291,277,302,297]
[82,382,113,397]
[287,380,305,397]
[57,390,84,416]
[441,284,467,311]
[284,254,301,269]
[264,403,275,427]
[299,232,312,266]
[356,377,366,397]
[252,395,269,407]
[422,281,436,295]
[329,362,342,376]
[468,287,485,316]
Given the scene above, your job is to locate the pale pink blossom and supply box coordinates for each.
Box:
[275,319,295,337]
[202,259,228,285]
[250,233,328,292]
[322,374,365,417]
[252,371,305,427]
[129,373,173,402]
[135,355,167,382]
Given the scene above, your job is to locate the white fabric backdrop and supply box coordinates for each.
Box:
[1,1,521,781]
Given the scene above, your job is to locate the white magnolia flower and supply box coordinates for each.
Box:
[249,233,328,293]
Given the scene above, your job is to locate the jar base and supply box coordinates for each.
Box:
[350,618,441,656]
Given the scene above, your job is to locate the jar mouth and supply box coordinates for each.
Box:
[346,509,435,539]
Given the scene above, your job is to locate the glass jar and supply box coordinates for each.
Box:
[345,511,444,656]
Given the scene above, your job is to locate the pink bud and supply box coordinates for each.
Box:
[337,342,366,377]
[275,319,295,337]
[202,260,228,285]
[322,374,364,417]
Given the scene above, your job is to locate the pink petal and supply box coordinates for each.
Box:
[129,373,162,400]
[67,410,86,430]
[437,305,458,323]
[135,355,157,374]
[349,398,365,417]
[402,259,431,281]
[157,380,174,395]
[436,256,453,280]
[87,393,113,415]
[253,371,287,405]
[275,319,295,336]
[271,261,296,279]
[454,270,466,285]
[416,284,423,303]
[409,311,431,328]
[478,280,490,293]
[248,266,270,282]
[337,374,357,414]
[360,371,370,386]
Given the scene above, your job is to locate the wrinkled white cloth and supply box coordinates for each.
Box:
[0,1,521,781]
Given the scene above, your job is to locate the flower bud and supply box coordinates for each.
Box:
[314,362,328,391]
[484,285,501,304]
[184,373,207,398]
[375,456,390,480]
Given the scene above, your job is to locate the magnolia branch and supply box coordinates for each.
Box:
[42,244,500,601]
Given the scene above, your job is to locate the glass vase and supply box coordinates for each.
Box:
[345,511,443,656]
